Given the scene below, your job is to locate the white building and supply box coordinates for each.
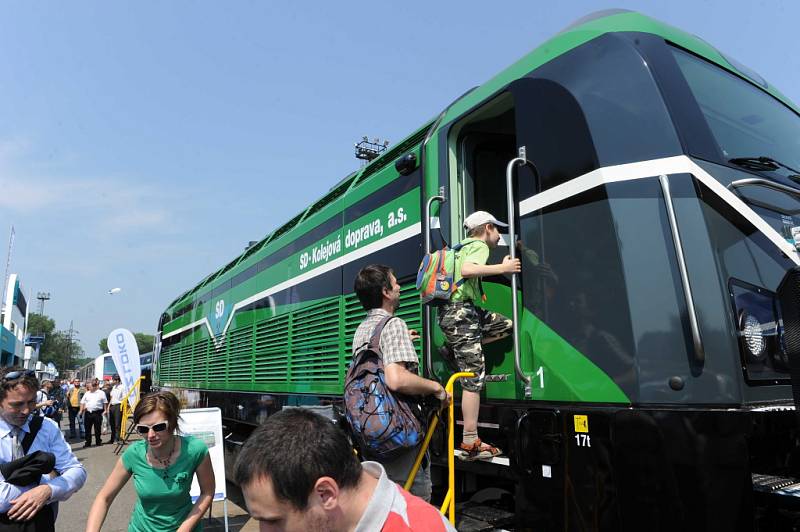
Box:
[35,361,57,382]
[0,274,27,367]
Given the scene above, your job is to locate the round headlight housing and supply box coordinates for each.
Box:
[730,279,789,383]
[740,311,767,362]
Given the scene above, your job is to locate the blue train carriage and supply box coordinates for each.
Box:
[155,10,800,530]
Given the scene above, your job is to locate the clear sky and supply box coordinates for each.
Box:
[1,1,798,357]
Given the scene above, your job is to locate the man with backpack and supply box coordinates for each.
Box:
[0,368,86,530]
[351,264,450,501]
[438,211,520,461]
[34,382,61,428]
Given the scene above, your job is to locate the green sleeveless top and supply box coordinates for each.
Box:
[122,434,209,532]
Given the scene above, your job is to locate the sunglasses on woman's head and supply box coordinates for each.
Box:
[135,422,169,435]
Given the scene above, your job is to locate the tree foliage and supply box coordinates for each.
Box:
[27,313,84,371]
[27,313,55,337]
[98,333,155,355]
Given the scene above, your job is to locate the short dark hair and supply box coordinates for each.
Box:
[354,264,393,310]
[133,391,182,432]
[234,409,362,510]
[0,367,39,402]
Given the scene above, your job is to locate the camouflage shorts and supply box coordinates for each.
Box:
[437,302,513,392]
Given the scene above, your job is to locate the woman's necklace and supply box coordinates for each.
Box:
[149,437,175,479]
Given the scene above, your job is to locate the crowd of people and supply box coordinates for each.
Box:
[37,375,126,448]
[0,211,513,530]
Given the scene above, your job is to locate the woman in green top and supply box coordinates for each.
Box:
[86,391,214,532]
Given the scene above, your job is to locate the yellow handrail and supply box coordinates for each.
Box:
[119,376,145,437]
[403,371,475,526]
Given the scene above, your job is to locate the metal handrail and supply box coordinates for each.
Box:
[423,195,446,377]
[403,371,476,526]
[659,175,705,365]
[506,148,532,397]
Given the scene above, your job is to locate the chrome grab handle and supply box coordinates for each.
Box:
[659,175,705,366]
[727,177,800,199]
[506,147,532,398]
[424,194,446,377]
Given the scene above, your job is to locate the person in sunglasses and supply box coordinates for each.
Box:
[0,367,86,531]
[86,391,214,532]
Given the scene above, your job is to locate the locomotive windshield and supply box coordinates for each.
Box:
[672,46,800,173]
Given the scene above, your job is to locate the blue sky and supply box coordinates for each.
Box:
[0,1,798,357]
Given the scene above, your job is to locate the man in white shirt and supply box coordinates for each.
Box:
[106,375,124,445]
[78,380,107,449]
[0,367,86,529]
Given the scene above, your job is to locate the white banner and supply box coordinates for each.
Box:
[107,328,141,410]
[179,407,227,502]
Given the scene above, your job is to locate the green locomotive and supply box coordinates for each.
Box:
[156,10,800,530]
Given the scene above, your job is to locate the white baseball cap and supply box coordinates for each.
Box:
[463,211,509,231]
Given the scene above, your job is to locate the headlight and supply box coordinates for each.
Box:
[729,279,788,383]
[739,310,767,361]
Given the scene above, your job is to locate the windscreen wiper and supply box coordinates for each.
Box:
[729,155,800,176]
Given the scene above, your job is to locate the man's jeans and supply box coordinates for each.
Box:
[67,405,80,439]
[108,404,122,442]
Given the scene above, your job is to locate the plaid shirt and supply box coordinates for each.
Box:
[352,308,419,371]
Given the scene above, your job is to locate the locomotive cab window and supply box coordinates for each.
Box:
[449,92,517,242]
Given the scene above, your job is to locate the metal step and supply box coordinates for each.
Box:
[453,449,510,466]
[456,503,515,532]
[753,473,800,495]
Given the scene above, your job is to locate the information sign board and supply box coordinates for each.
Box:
[178,407,227,502]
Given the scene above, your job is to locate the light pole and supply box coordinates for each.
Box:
[354,136,389,164]
[65,321,76,374]
[36,292,50,316]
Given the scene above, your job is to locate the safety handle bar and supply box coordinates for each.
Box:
[423,195,446,377]
[506,148,532,397]
[403,371,475,525]
[659,175,705,366]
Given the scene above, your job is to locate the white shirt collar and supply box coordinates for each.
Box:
[0,415,31,439]
[353,461,396,532]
